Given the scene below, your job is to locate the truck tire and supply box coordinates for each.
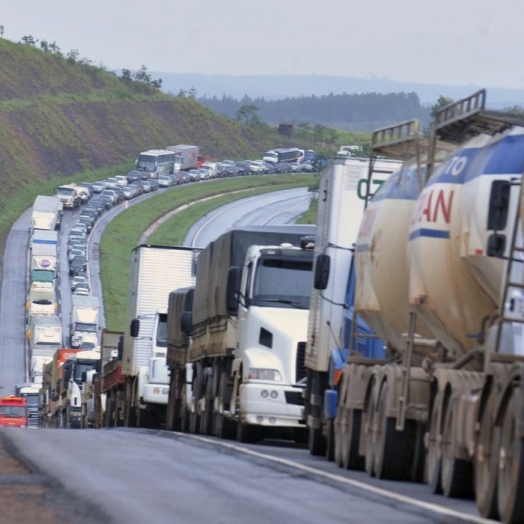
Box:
[237,422,261,444]
[364,382,378,477]
[308,426,325,456]
[426,397,443,494]
[199,377,214,435]
[341,409,365,471]
[214,372,235,440]
[497,388,524,524]
[325,418,335,462]
[441,398,473,498]
[474,393,500,519]
[374,381,414,481]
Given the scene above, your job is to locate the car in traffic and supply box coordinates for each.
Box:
[98,195,113,209]
[149,179,159,191]
[101,189,119,204]
[69,256,87,276]
[129,183,143,196]
[122,186,136,200]
[115,175,128,187]
[69,227,87,242]
[73,284,90,296]
[71,275,89,291]
[126,170,142,183]
[69,247,87,263]
[140,180,152,193]
[91,181,106,193]
[157,175,173,188]
[105,177,119,188]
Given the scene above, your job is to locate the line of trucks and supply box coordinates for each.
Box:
[88,90,524,524]
[24,189,104,429]
[31,89,524,522]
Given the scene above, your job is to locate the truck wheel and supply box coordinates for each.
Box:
[105,395,114,428]
[474,393,500,519]
[342,409,365,471]
[325,418,335,462]
[237,422,261,444]
[124,402,137,428]
[441,398,473,498]
[374,381,413,481]
[497,387,524,524]
[364,383,378,477]
[427,396,443,494]
[180,382,190,433]
[334,412,344,467]
[199,377,214,435]
[308,425,326,456]
[214,373,235,440]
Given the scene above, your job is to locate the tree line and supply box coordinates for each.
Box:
[198,92,433,129]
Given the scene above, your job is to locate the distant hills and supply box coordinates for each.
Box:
[156,73,524,110]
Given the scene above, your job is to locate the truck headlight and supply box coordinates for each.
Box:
[247,368,282,381]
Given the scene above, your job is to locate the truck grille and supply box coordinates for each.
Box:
[295,342,306,382]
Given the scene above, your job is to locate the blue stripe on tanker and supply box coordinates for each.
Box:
[408,228,450,241]
[426,133,524,187]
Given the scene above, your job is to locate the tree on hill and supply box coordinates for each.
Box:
[430,95,454,117]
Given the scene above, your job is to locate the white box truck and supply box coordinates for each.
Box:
[26,315,63,384]
[31,196,63,232]
[31,230,58,272]
[100,246,201,429]
[70,296,101,348]
[166,144,199,171]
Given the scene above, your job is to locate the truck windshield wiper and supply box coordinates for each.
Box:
[262,298,306,309]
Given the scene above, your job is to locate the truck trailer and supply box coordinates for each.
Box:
[329,90,524,524]
[39,348,82,428]
[166,144,199,172]
[303,154,402,456]
[166,225,316,443]
[70,295,101,348]
[31,195,63,232]
[100,246,200,429]
[26,315,63,384]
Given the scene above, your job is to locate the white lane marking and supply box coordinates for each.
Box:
[261,195,310,225]
[186,435,495,524]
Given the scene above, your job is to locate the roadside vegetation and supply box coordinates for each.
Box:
[100,174,315,330]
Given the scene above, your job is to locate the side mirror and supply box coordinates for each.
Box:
[130,318,140,337]
[226,266,241,314]
[487,234,506,258]
[81,371,87,383]
[92,372,99,382]
[181,311,193,335]
[314,254,330,290]
[56,378,62,392]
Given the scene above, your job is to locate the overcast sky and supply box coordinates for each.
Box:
[1,0,523,89]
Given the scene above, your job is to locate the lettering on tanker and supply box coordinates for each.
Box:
[412,189,455,225]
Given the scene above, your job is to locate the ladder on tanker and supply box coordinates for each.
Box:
[491,179,524,362]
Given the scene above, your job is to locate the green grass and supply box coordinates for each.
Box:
[100,174,315,331]
[296,195,318,224]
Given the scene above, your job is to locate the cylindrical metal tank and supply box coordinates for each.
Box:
[355,162,431,351]
[408,128,524,359]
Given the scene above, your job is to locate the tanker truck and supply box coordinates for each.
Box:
[168,226,315,443]
[334,90,524,524]
[303,153,401,456]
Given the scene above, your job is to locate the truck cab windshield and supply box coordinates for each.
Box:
[75,323,96,332]
[74,361,97,383]
[57,187,75,196]
[252,257,312,309]
[0,406,26,417]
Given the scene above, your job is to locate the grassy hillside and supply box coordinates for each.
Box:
[0,37,288,248]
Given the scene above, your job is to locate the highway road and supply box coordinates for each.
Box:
[0,180,491,523]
